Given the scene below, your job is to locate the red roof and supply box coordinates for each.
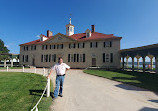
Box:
[19,32,122,46]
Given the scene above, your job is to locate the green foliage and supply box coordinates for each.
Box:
[0,39,10,60]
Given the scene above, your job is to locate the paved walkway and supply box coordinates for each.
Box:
[1,68,158,111]
[50,69,158,111]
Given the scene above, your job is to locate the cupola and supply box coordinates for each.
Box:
[66,18,74,36]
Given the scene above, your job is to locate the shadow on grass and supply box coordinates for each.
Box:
[111,70,158,93]
[115,84,148,91]
[148,100,158,103]
[139,107,158,111]
[29,89,54,110]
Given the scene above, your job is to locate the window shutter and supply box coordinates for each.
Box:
[41,55,43,62]
[90,42,92,48]
[77,54,79,62]
[68,54,70,62]
[110,41,112,47]
[103,53,105,63]
[74,54,76,62]
[110,53,113,63]
[83,54,85,62]
[54,54,56,62]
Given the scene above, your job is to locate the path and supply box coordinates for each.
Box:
[1,68,158,111]
[50,69,158,111]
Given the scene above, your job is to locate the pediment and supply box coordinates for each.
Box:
[45,33,76,44]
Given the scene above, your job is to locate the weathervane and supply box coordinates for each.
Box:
[69,14,72,24]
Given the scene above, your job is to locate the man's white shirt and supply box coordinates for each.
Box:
[51,63,70,75]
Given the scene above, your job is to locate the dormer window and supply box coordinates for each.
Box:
[86,33,90,38]
[85,29,91,38]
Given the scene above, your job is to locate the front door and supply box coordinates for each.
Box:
[92,58,96,67]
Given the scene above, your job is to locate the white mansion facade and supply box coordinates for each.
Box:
[19,19,122,68]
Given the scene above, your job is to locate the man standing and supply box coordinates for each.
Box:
[47,57,70,99]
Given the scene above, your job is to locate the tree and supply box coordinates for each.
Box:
[0,39,10,61]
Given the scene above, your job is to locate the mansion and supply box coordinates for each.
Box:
[19,19,122,68]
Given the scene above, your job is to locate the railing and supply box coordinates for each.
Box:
[2,66,51,111]
[31,77,50,111]
[30,68,51,111]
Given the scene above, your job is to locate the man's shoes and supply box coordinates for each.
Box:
[58,94,63,97]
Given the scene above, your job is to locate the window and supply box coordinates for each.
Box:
[70,27,72,32]
[57,44,59,49]
[104,41,112,47]
[71,54,74,62]
[50,45,51,49]
[86,33,90,38]
[110,53,113,63]
[42,45,44,50]
[78,43,84,48]
[23,46,25,51]
[52,54,56,62]
[106,54,109,62]
[69,43,76,48]
[80,54,83,62]
[46,45,48,50]
[31,46,33,50]
[90,42,97,48]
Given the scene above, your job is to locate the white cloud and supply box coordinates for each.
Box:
[5,45,9,48]
[36,35,40,39]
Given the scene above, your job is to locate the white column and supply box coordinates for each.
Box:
[155,56,158,74]
[122,57,125,70]
[43,67,45,76]
[137,58,139,69]
[22,66,24,72]
[34,67,36,73]
[46,77,50,97]
[143,56,145,73]
[7,66,8,72]
[4,59,6,67]
[132,57,134,72]
[150,57,153,70]
[126,58,128,68]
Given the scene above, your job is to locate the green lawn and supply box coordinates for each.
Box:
[83,69,158,92]
[0,67,30,69]
[0,72,53,111]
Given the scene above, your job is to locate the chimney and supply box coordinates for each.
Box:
[91,25,95,33]
[47,30,53,37]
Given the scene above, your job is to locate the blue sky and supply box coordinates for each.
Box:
[0,0,158,55]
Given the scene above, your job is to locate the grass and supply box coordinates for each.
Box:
[83,69,158,93]
[0,72,53,111]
